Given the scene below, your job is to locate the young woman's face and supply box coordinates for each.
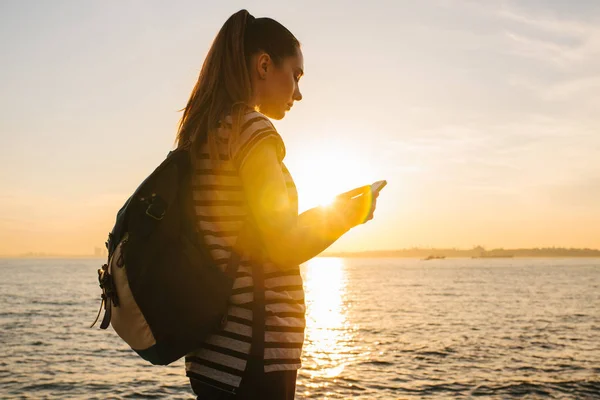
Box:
[253,48,304,120]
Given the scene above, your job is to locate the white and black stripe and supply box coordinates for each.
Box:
[185,111,305,392]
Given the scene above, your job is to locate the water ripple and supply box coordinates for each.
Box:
[1,257,599,399]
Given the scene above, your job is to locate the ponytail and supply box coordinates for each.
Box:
[176,9,299,167]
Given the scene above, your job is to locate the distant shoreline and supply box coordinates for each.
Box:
[2,256,600,259]
[320,254,600,259]
[322,248,600,258]
[2,256,600,261]
[2,247,600,260]
[0,255,107,259]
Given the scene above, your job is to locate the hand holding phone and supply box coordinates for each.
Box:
[331,180,386,226]
[370,180,387,195]
[335,180,388,200]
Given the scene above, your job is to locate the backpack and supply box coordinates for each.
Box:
[90,144,245,366]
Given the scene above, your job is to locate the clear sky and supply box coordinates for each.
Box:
[1,0,599,256]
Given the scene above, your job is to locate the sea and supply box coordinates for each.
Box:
[1,257,599,399]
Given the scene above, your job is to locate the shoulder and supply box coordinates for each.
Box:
[239,111,277,136]
[231,111,286,167]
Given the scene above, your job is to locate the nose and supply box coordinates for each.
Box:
[293,86,302,102]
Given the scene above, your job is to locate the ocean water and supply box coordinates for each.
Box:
[1,257,599,399]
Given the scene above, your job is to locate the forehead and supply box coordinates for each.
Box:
[286,48,304,72]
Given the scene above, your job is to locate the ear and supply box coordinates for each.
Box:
[255,52,272,80]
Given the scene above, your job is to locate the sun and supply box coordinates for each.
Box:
[290,141,379,212]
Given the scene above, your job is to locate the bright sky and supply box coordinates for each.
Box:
[1,0,599,256]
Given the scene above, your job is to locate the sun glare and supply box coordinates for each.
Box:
[292,142,378,212]
[302,257,350,379]
[318,195,336,207]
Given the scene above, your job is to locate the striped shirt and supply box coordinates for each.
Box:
[185,111,305,392]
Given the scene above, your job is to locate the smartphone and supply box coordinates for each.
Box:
[335,180,387,201]
[370,180,387,195]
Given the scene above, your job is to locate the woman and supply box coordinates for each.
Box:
[176,9,378,399]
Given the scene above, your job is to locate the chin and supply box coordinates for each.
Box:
[273,111,287,120]
[264,110,286,120]
[259,105,288,120]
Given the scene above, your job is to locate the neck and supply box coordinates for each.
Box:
[246,93,260,111]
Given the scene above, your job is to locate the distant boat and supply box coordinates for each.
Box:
[423,255,446,260]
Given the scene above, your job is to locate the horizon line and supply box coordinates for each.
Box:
[2,245,599,259]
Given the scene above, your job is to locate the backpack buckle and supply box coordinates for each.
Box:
[145,194,167,221]
[98,263,120,307]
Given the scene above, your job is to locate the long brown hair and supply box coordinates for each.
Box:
[175,9,299,166]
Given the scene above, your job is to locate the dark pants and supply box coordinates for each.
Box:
[190,358,297,400]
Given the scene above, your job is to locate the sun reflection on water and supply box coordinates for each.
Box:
[301,257,355,382]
